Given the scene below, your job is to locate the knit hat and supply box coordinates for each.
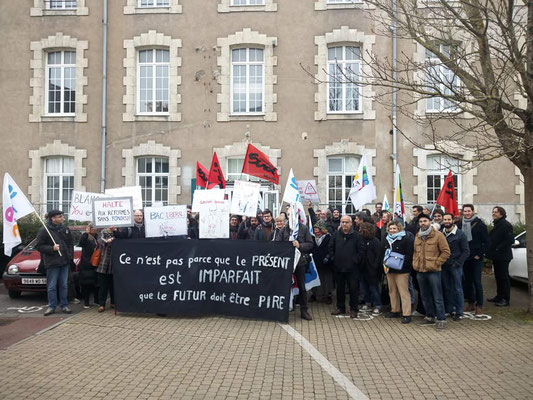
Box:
[314,219,328,233]
[48,209,63,219]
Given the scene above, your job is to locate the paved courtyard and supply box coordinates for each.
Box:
[0,299,532,400]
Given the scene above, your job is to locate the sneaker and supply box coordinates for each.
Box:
[401,316,411,324]
[71,298,81,304]
[349,310,359,319]
[385,312,401,318]
[411,311,425,317]
[453,314,463,321]
[360,305,371,312]
[435,321,445,330]
[44,307,55,316]
[419,317,436,325]
[331,308,346,316]
[83,305,90,309]
[62,307,72,314]
[372,308,381,316]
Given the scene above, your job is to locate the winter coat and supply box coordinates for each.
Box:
[270,226,290,241]
[413,228,451,273]
[286,223,314,267]
[254,223,274,241]
[382,233,414,274]
[78,232,98,286]
[35,222,74,268]
[405,216,420,236]
[360,236,382,285]
[442,226,470,268]
[238,222,259,240]
[115,224,146,239]
[328,228,364,273]
[326,218,341,235]
[456,217,489,260]
[312,233,331,271]
[486,217,514,261]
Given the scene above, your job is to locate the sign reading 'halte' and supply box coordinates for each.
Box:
[92,197,134,228]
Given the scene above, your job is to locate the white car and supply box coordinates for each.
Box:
[509,231,527,283]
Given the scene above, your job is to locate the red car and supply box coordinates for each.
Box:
[2,226,85,299]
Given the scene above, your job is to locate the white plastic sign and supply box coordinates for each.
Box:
[92,197,134,228]
[105,186,143,210]
[69,191,108,222]
[144,205,187,238]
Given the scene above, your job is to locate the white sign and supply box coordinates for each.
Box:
[192,189,224,212]
[297,180,320,204]
[92,197,134,228]
[105,186,143,210]
[69,191,108,222]
[230,180,260,217]
[144,205,187,238]
[199,200,230,239]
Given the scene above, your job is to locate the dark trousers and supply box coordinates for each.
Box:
[335,270,360,312]
[81,284,99,306]
[463,258,484,306]
[417,271,446,321]
[98,273,114,307]
[411,269,426,314]
[493,259,511,302]
[294,263,308,311]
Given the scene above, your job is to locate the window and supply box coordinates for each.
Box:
[44,157,74,212]
[137,157,169,206]
[425,45,458,112]
[327,0,355,3]
[137,49,169,115]
[226,158,261,182]
[47,0,77,9]
[231,48,264,114]
[46,51,76,116]
[232,0,264,4]
[327,156,359,214]
[426,155,460,204]
[139,0,169,6]
[328,46,361,113]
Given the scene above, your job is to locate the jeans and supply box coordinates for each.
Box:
[417,271,446,321]
[361,275,382,307]
[335,270,360,312]
[411,269,426,315]
[493,259,511,302]
[463,258,484,306]
[46,264,69,309]
[98,273,114,307]
[441,264,464,316]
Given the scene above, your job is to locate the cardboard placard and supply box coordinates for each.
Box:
[144,205,188,238]
[92,197,134,228]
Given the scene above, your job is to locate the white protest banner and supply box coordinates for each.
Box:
[144,205,187,238]
[191,188,224,212]
[92,197,134,228]
[69,191,109,222]
[296,180,320,204]
[230,180,260,217]
[199,200,230,239]
[105,186,143,210]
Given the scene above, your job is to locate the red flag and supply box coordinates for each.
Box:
[436,170,459,216]
[196,161,209,188]
[241,144,279,184]
[207,152,226,189]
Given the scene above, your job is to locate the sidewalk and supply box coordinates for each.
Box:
[0,298,532,399]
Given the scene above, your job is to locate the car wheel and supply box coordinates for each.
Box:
[8,290,21,299]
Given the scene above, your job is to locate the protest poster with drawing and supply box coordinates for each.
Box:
[92,197,134,228]
[296,180,320,204]
[144,205,187,238]
[69,191,108,222]
[199,199,230,239]
[105,186,143,210]
[191,188,225,213]
[230,180,260,217]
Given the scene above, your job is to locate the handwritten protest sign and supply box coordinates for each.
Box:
[113,239,294,322]
[92,197,134,228]
[144,205,187,238]
[69,191,108,222]
[105,186,143,210]
[297,180,320,204]
[191,188,224,212]
[199,200,230,239]
[230,180,260,217]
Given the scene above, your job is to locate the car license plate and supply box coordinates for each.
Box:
[21,278,47,285]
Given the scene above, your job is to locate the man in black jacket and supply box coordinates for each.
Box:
[327,215,364,318]
[486,206,515,307]
[115,209,146,239]
[405,205,423,235]
[35,210,74,316]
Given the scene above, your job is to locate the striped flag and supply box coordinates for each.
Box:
[393,165,405,219]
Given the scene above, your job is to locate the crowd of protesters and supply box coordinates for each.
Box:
[35,201,515,329]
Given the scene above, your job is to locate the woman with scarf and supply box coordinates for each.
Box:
[383,221,414,323]
[97,228,115,312]
[310,220,333,304]
[78,224,99,308]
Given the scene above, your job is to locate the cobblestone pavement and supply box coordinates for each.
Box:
[0,300,532,400]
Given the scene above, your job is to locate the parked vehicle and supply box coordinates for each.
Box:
[2,227,85,298]
[509,231,527,283]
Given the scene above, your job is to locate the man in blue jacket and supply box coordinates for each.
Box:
[441,213,470,320]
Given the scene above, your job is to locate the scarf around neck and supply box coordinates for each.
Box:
[418,225,432,240]
[462,216,475,241]
[384,231,406,260]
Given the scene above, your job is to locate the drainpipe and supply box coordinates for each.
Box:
[100,0,108,192]
[392,0,398,180]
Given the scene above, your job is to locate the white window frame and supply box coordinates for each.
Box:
[136,48,170,116]
[425,44,459,113]
[226,157,262,182]
[231,0,265,5]
[47,0,77,9]
[327,0,357,3]
[230,47,265,116]
[138,0,169,7]
[426,154,461,205]
[326,155,360,214]
[45,50,76,117]
[43,157,75,212]
[327,45,362,114]
[136,156,170,207]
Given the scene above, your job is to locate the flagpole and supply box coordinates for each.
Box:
[429,203,437,219]
[33,211,62,257]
